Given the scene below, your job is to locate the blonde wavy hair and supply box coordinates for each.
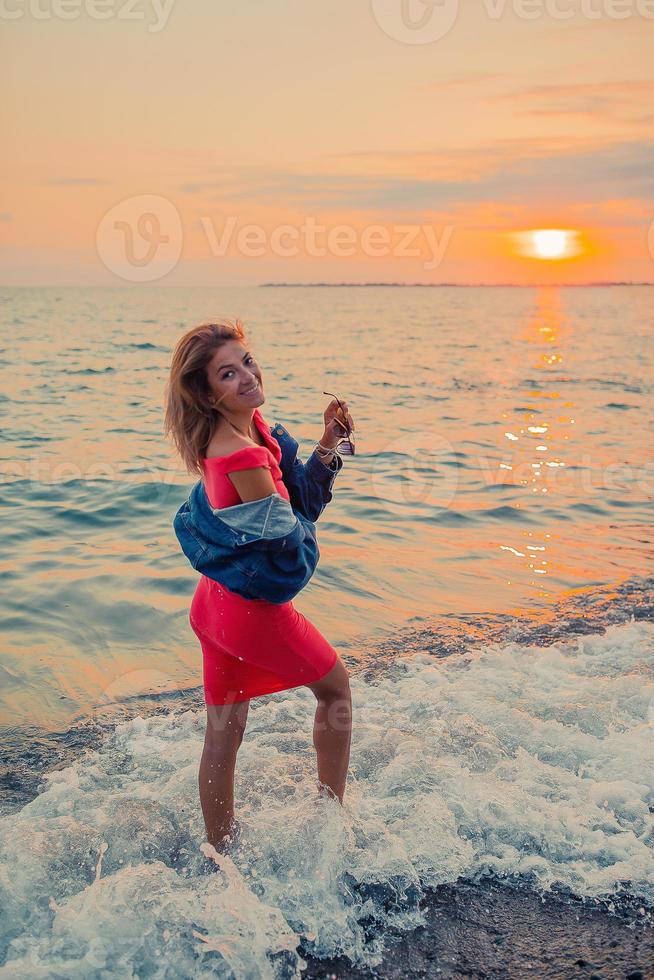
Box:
[163,317,248,477]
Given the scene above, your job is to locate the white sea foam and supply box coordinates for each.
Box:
[1,620,653,976]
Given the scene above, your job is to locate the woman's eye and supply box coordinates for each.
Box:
[222,357,254,379]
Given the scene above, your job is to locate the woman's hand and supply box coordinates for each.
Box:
[322,397,354,449]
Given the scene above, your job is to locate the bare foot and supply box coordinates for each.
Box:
[209,818,242,854]
[199,822,242,874]
[315,781,341,804]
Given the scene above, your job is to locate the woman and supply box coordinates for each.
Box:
[164,317,354,852]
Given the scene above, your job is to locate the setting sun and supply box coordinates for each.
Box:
[512,229,584,262]
[533,230,569,259]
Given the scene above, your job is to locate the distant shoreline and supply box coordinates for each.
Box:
[260,281,654,288]
[2,281,653,290]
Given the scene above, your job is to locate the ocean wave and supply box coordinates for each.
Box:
[1,618,652,975]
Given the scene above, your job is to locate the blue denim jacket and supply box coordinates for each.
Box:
[173,421,343,603]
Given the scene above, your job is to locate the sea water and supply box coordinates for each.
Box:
[0,285,652,975]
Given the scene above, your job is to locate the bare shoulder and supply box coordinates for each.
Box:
[205,418,267,459]
[205,423,249,460]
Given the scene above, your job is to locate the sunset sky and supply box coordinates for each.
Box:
[2,1,653,285]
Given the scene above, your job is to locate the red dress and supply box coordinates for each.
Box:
[188,407,338,705]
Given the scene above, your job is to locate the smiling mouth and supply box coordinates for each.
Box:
[240,381,260,395]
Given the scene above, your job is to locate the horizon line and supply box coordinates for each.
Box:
[259,281,654,288]
[1,281,653,290]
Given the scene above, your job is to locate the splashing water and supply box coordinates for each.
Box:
[1,619,653,976]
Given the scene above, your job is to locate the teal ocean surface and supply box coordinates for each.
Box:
[0,285,652,976]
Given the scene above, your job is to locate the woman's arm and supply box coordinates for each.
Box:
[273,424,343,522]
[227,465,277,502]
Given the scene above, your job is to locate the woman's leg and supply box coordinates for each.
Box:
[199,698,250,850]
[306,657,352,803]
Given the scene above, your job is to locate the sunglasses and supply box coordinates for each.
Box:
[322,391,355,456]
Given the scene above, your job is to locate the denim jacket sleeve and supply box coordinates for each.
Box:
[173,486,320,604]
[270,421,343,522]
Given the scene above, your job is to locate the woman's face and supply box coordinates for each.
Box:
[205,339,264,413]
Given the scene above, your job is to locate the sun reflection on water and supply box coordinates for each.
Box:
[496,287,577,598]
